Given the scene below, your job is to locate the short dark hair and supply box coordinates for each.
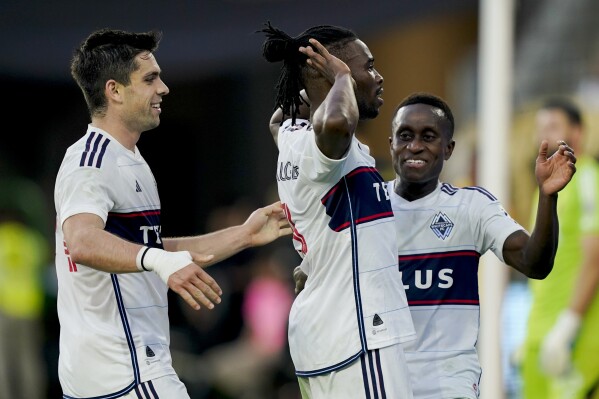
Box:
[540,97,582,126]
[394,92,455,139]
[71,28,162,117]
[259,22,358,124]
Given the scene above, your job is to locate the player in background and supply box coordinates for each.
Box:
[260,22,416,398]
[520,97,599,399]
[55,28,290,398]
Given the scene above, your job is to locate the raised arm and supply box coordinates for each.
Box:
[300,38,358,159]
[502,140,576,278]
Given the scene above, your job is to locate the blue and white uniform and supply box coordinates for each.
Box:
[277,119,415,397]
[54,125,174,399]
[389,180,523,399]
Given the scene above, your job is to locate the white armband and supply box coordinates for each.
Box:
[136,246,193,284]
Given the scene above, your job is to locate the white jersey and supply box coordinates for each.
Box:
[277,119,415,376]
[54,125,174,398]
[388,180,523,399]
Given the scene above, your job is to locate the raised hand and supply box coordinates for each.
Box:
[299,38,354,87]
[535,139,577,196]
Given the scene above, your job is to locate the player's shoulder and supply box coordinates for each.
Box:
[440,182,498,203]
[61,130,118,174]
[279,118,311,135]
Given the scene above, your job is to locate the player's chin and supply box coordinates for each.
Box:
[359,106,381,120]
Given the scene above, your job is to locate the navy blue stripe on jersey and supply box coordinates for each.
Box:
[374,349,387,399]
[440,183,458,195]
[96,139,110,168]
[344,176,368,351]
[463,186,497,201]
[112,275,141,386]
[106,210,163,248]
[367,350,380,399]
[134,381,158,398]
[441,183,497,201]
[361,353,372,399]
[62,381,137,399]
[79,131,110,168]
[295,350,363,377]
[321,167,393,232]
[147,381,159,398]
[359,350,387,399]
[398,250,480,306]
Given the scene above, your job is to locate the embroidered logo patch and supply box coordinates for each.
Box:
[430,212,454,240]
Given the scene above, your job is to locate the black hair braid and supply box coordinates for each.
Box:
[259,22,358,125]
[259,21,307,124]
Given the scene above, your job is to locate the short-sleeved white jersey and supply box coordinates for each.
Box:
[277,119,415,376]
[388,180,523,399]
[54,125,174,398]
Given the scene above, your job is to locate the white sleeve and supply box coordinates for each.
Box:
[471,190,524,262]
[56,159,114,226]
[278,119,348,185]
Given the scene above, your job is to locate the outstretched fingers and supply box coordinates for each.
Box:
[537,139,577,195]
[169,264,222,311]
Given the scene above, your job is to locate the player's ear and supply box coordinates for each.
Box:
[105,80,123,104]
[444,139,455,161]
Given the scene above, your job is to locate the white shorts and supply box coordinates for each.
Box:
[298,344,413,399]
[119,374,190,398]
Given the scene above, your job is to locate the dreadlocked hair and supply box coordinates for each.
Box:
[258,21,358,125]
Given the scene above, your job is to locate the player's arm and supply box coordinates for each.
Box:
[502,140,576,278]
[63,212,221,310]
[300,38,358,159]
[63,213,143,273]
[163,201,291,266]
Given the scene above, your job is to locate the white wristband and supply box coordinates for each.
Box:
[136,246,151,271]
[135,246,193,284]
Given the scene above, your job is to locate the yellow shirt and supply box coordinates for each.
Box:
[0,221,47,318]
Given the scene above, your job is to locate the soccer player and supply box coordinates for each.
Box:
[520,97,599,399]
[260,22,416,398]
[387,92,576,398]
[54,28,290,398]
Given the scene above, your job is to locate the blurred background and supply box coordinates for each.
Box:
[1,0,599,398]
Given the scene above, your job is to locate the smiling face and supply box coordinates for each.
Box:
[343,39,384,120]
[119,51,170,133]
[389,103,455,200]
